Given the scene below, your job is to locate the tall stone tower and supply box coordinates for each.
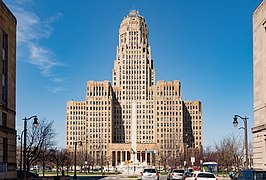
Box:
[66,10,202,168]
[112,10,155,144]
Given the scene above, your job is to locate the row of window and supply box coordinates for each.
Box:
[2,32,8,103]
[68,105,86,110]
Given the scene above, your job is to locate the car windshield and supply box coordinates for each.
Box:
[173,169,184,173]
[238,170,266,180]
[198,173,215,178]
[144,169,156,173]
[256,172,266,179]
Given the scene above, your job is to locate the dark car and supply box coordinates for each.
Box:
[229,169,266,180]
[17,169,39,178]
[184,171,193,180]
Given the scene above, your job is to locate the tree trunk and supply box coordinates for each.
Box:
[42,161,45,177]
[56,165,59,176]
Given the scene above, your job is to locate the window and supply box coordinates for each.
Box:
[2,112,7,127]
[3,138,8,163]
[2,32,8,103]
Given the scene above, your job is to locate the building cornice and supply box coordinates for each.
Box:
[0,0,17,25]
[0,125,16,134]
[254,103,266,112]
[252,124,266,134]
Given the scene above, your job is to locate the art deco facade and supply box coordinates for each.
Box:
[252,0,266,170]
[66,10,202,167]
[0,0,17,178]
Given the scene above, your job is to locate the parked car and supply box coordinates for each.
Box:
[17,169,39,178]
[141,168,159,180]
[186,172,217,180]
[167,169,185,180]
[229,169,266,180]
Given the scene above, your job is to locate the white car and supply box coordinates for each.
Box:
[141,168,159,180]
[167,169,185,180]
[186,172,217,180]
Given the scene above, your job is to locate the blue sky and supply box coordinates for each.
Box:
[4,0,261,148]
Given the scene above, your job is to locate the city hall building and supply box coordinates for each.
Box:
[66,10,202,168]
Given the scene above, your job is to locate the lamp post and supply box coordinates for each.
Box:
[74,141,82,179]
[16,135,21,170]
[186,144,189,171]
[159,160,160,173]
[23,116,38,180]
[233,114,249,169]
[19,131,24,171]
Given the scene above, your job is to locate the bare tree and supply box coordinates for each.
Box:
[50,148,69,176]
[87,153,95,173]
[26,118,56,174]
[64,150,73,175]
[202,145,217,162]
[38,148,53,177]
[213,134,243,170]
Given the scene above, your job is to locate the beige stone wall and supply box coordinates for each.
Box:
[153,80,184,159]
[252,0,266,170]
[86,81,113,161]
[184,101,202,149]
[0,1,17,178]
[66,100,86,151]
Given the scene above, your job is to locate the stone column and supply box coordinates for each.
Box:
[120,151,123,164]
[125,151,128,161]
[145,151,148,164]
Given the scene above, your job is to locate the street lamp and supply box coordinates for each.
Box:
[159,160,160,173]
[186,144,189,171]
[74,141,82,179]
[18,131,24,171]
[23,116,38,180]
[233,114,249,169]
[16,135,21,170]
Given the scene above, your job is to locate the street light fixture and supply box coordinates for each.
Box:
[73,141,82,179]
[233,114,249,169]
[23,115,38,180]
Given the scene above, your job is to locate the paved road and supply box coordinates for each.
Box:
[69,174,230,180]
[70,174,167,180]
[70,175,230,180]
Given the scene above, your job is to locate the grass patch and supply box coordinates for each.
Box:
[128,175,139,178]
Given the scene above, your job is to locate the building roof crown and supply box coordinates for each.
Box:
[124,9,144,21]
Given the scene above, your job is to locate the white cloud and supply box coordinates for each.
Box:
[29,44,63,77]
[46,86,66,94]
[52,78,66,83]
[7,1,63,78]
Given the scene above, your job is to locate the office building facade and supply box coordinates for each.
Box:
[0,0,17,178]
[66,10,202,167]
[252,0,266,170]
